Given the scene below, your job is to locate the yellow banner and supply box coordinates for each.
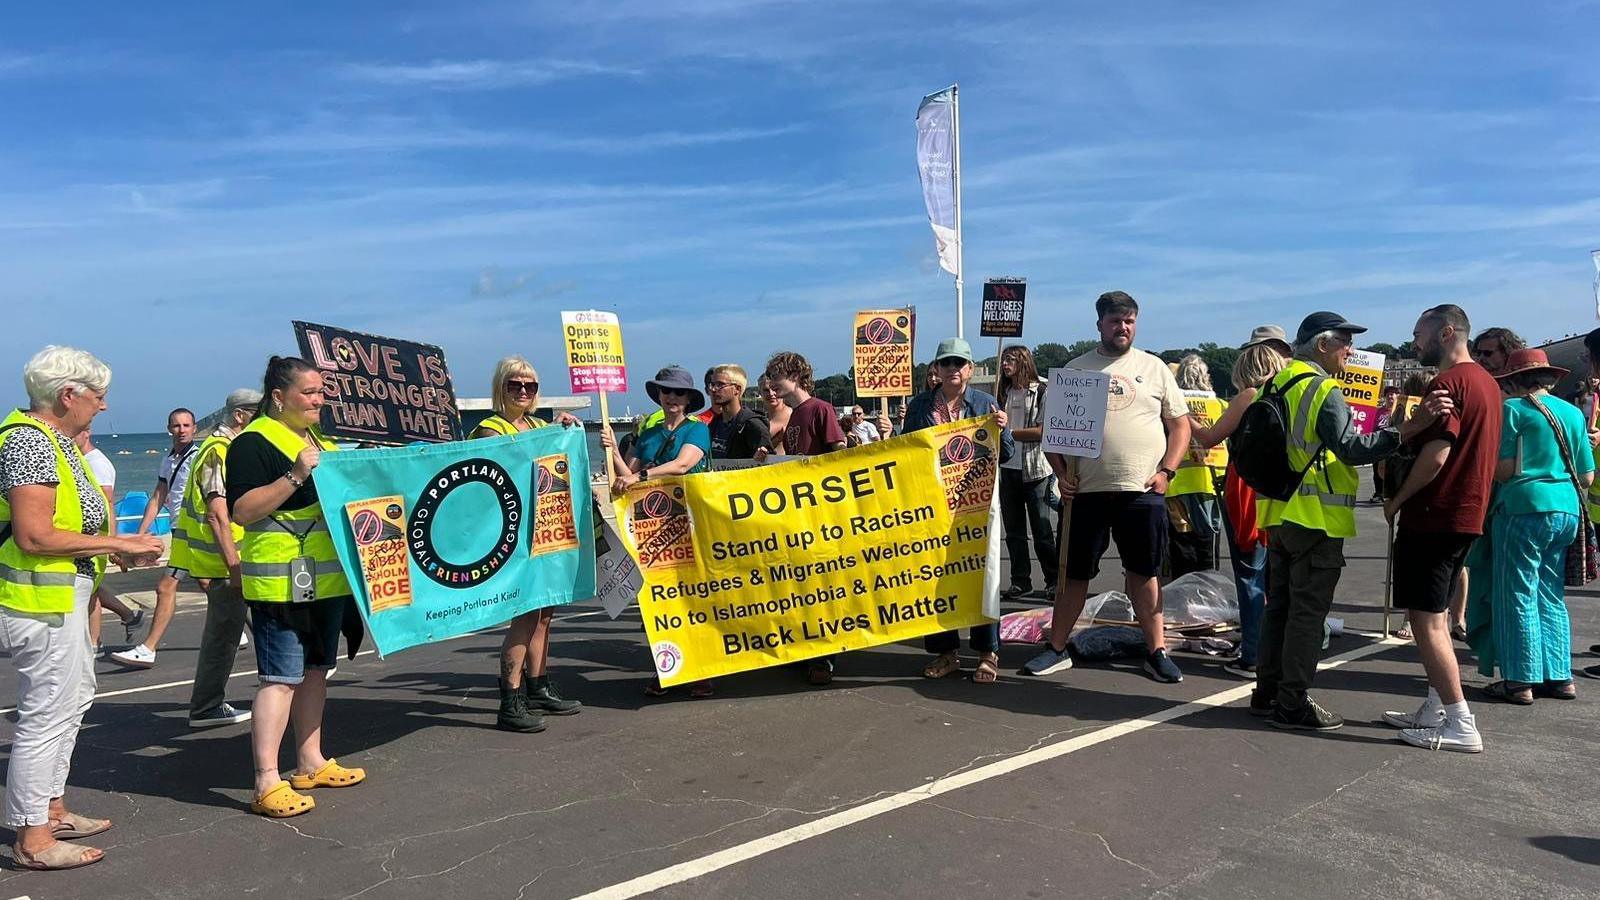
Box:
[852,308,915,398]
[614,416,1002,685]
[1334,348,1384,407]
[1182,390,1228,468]
[1402,395,1421,419]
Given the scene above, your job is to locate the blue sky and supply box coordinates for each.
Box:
[4,2,1600,428]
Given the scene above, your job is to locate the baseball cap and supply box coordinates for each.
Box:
[1294,312,1367,346]
[933,337,974,364]
[225,388,262,411]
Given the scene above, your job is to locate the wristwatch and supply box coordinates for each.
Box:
[1159,466,1177,480]
[639,468,650,481]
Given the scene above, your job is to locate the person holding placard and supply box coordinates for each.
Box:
[902,338,1013,683]
[1022,291,1191,684]
[473,356,585,733]
[994,346,1055,599]
[1251,313,1401,732]
[601,365,713,696]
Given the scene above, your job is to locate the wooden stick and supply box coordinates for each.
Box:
[1383,520,1395,637]
[598,391,615,484]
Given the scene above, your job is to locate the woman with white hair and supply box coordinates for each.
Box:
[0,346,163,870]
[1167,354,1222,575]
[473,356,584,732]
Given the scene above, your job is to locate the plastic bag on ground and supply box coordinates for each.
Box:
[1078,590,1133,627]
[1160,570,1239,626]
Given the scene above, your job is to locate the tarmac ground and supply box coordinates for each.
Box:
[1,503,1598,899]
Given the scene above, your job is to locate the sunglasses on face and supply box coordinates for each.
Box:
[659,388,690,398]
[505,379,539,395]
[935,357,968,368]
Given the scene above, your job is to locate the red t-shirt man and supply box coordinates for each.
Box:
[785,397,846,456]
[1400,361,1502,536]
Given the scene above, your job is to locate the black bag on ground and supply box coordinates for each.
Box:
[1229,371,1324,502]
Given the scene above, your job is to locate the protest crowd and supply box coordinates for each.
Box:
[7,290,1600,872]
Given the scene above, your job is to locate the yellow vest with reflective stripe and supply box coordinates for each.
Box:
[475,414,546,437]
[1256,361,1360,539]
[170,432,243,579]
[0,410,107,612]
[234,417,350,603]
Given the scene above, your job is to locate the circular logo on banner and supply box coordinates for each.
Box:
[652,641,684,677]
[351,509,382,545]
[536,465,554,495]
[407,457,522,587]
[944,434,975,464]
[865,317,895,345]
[640,488,674,520]
[896,314,910,329]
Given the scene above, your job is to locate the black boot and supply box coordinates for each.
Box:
[497,679,546,733]
[525,674,582,715]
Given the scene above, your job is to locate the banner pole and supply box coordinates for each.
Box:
[1052,456,1079,625]
[952,82,964,340]
[1383,521,1395,637]
[599,391,615,485]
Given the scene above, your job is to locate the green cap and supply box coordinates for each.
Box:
[933,337,974,364]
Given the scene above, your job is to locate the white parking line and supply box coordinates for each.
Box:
[572,638,1397,900]
[0,607,622,716]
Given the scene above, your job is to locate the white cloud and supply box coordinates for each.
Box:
[342,58,641,89]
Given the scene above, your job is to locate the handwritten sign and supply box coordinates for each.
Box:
[595,515,643,619]
[562,310,627,393]
[1335,349,1386,435]
[853,308,915,397]
[1042,367,1111,459]
[295,321,460,445]
[979,278,1026,338]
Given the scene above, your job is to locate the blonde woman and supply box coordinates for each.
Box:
[473,356,583,733]
[1189,327,1291,678]
[1168,354,1221,576]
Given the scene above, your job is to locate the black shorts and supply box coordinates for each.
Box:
[1392,529,1477,613]
[1061,490,1168,581]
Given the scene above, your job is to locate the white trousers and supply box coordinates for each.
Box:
[0,575,95,827]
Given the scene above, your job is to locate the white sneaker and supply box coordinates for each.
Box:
[1400,717,1483,753]
[1382,699,1444,730]
[109,644,156,669]
[238,631,249,649]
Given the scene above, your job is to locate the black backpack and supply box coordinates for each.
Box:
[1230,371,1325,502]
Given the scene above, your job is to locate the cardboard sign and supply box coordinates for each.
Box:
[595,514,643,619]
[1335,349,1386,435]
[562,310,628,393]
[853,308,915,398]
[345,496,412,613]
[295,321,460,445]
[979,278,1027,338]
[1041,367,1111,459]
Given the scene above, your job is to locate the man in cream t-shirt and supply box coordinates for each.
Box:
[1023,290,1192,683]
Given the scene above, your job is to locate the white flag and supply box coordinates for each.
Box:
[1592,249,1599,319]
[916,87,958,275]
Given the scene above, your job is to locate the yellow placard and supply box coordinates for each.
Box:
[614,416,1001,686]
[1402,395,1422,419]
[1334,348,1385,407]
[852,308,915,398]
[345,495,413,613]
[561,310,627,393]
[532,453,579,557]
[1183,390,1229,468]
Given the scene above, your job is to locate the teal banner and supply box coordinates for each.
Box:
[314,426,595,655]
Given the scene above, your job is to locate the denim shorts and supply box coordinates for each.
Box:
[250,598,344,685]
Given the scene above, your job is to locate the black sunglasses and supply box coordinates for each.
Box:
[504,379,539,395]
[935,357,968,368]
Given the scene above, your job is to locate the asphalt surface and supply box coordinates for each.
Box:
[1,503,1598,899]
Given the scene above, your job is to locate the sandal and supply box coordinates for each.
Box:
[922,652,961,679]
[1534,680,1577,700]
[49,811,111,840]
[1482,680,1534,705]
[12,840,103,870]
[1393,625,1414,641]
[689,680,714,699]
[289,759,366,790]
[972,652,1000,684]
[249,781,315,818]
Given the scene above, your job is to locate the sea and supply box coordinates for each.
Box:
[93,430,611,507]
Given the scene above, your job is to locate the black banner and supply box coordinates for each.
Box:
[293,321,461,445]
[979,279,1027,338]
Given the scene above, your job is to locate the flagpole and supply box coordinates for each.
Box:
[952,82,965,339]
